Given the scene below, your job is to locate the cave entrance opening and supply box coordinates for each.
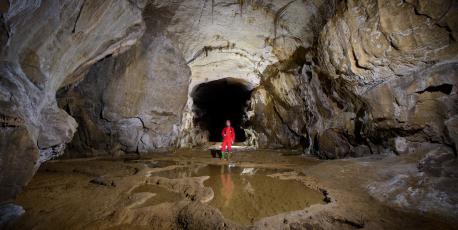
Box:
[191,78,252,142]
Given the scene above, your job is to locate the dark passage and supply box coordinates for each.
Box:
[192,78,251,142]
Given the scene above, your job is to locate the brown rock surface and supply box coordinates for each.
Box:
[318,0,458,86]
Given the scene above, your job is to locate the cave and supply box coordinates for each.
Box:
[191,78,251,142]
[1,0,457,229]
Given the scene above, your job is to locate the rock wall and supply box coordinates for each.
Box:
[170,0,340,147]
[58,3,191,156]
[318,0,458,88]
[0,0,145,202]
[228,0,458,159]
[312,0,458,158]
[250,0,458,157]
[249,50,369,154]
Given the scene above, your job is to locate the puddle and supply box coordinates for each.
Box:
[144,160,178,168]
[124,159,178,168]
[131,184,181,207]
[149,164,206,178]
[151,164,325,224]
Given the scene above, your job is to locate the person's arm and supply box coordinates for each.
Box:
[222,128,226,137]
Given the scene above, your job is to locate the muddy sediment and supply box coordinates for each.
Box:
[12,150,458,229]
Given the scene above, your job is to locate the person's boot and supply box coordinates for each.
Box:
[221,151,225,160]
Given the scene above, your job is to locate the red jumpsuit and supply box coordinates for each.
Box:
[220,126,235,152]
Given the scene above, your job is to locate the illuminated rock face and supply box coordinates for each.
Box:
[0,0,457,204]
[173,0,340,147]
[57,0,339,151]
[57,3,191,156]
[314,0,458,158]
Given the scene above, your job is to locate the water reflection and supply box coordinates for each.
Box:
[220,165,234,207]
[149,164,324,224]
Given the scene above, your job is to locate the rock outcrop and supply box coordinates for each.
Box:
[58,3,191,156]
[249,0,457,157]
[314,0,458,158]
[0,0,145,202]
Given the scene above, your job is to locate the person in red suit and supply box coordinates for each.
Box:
[220,120,235,160]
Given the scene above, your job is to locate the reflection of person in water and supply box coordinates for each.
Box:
[220,166,234,207]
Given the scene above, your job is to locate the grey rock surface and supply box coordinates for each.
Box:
[58,3,191,156]
[0,0,145,201]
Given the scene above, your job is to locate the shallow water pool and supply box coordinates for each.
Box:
[151,164,325,224]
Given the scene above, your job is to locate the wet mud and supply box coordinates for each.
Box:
[11,149,458,229]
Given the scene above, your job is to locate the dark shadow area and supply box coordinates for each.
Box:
[416,84,453,95]
[192,78,251,142]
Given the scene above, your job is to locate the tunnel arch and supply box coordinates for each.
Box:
[191,78,252,142]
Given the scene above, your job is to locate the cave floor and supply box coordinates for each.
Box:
[12,149,457,230]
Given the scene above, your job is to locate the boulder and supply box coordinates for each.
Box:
[318,129,351,159]
[418,147,457,178]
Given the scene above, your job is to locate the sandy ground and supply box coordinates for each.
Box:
[9,149,458,230]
